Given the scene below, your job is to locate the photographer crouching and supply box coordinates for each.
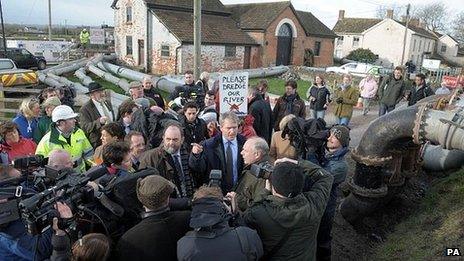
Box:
[227,158,333,260]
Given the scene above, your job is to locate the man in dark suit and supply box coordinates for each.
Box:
[115,175,191,261]
[79,82,115,148]
[139,123,197,210]
[189,112,246,193]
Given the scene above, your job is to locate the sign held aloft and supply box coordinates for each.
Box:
[219,72,248,116]
[90,28,105,45]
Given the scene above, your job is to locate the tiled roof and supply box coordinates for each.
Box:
[145,0,229,15]
[153,9,258,45]
[397,21,437,40]
[295,11,337,38]
[332,18,382,34]
[226,2,291,30]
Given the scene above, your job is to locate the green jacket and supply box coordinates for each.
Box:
[33,115,52,144]
[378,75,406,107]
[334,85,359,119]
[234,157,270,212]
[243,160,333,261]
[35,124,94,172]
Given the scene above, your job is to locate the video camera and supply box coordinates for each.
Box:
[208,170,222,187]
[249,162,274,179]
[12,155,47,171]
[18,166,108,235]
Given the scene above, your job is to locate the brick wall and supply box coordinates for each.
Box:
[251,6,334,67]
[150,14,181,75]
[180,44,245,73]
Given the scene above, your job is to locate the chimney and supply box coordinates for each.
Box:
[338,10,345,20]
[409,18,420,27]
[386,9,393,19]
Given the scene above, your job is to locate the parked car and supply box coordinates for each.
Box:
[326,62,383,77]
[0,47,47,70]
[0,58,38,87]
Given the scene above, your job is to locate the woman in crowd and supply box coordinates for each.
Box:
[334,74,359,126]
[269,114,297,163]
[0,121,37,163]
[307,74,331,120]
[195,71,210,93]
[93,122,125,165]
[12,98,41,140]
[358,73,378,116]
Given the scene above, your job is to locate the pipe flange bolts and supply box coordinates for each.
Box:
[347,177,388,198]
[351,148,392,166]
[413,104,432,145]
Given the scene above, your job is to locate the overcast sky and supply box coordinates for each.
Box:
[3,0,463,29]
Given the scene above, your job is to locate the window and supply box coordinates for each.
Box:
[441,45,447,53]
[126,36,133,55]
[418,40,422,52]
[225,46,236,57]
[161,45,170,57]
[413,39,416,52]
[337,36,344,46]
[314,41,321,56]
[352,37,359,47]
[126,6,132,23]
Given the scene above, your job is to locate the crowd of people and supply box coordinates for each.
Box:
[0,66,452,261]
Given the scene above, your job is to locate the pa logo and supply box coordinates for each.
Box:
[446,248,461,256]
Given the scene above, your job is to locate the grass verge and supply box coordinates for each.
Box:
[249,78,312,99]
[373,169,464,260]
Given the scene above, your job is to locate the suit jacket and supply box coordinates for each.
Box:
[79,99,115,148]
[189,134,246,192]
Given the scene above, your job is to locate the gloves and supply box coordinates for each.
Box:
[336,97,344,104]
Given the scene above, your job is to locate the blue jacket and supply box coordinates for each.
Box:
[0,220,52,261]
[12,114,38,140]
[322,147,349,186]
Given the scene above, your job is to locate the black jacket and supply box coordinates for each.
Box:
[408,84,434,106]
[249,94,273,144]
[179,116,208,152]
[308,85,331,111]
[144,88,166,109]
[177,198,263,261]
[272,93,306,131]
[189,134,246,191]
[116,207,191,261]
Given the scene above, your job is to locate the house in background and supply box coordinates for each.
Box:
[435,33,464,67]
[112,0,336,75]
[226,1,336,68]
[333,10,438,68]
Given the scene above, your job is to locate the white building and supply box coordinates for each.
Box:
[436,33,464,66]
[333,10,440,68]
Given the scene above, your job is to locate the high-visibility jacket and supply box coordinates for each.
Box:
[36,125,94,172]
[80,30,90,44]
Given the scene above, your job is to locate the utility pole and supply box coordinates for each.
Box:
[193,0,201,80]
[48,0,52,41]
[400,4,411,67]
[0,0,7,54]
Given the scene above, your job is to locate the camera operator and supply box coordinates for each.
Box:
[50,212,111,261]
[0,164,74,260]
[234,137,271,212]
[227,158,333,260]
[115,175,190,261]
[177,185,263,261]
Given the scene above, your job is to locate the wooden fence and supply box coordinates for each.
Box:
[0,86,41,121]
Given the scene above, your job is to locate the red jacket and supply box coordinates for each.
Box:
[240,114,257,139]
[1,138,37,163]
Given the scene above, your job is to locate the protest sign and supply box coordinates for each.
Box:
[219,72,248,115]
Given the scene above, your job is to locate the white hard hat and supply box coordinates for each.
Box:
[52,105,78,122]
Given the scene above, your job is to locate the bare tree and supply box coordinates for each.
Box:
[452,12,464,44]
[412,2,448,32]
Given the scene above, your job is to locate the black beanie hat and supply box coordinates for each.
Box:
[270,162,304,198]
[330,125,350,147]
